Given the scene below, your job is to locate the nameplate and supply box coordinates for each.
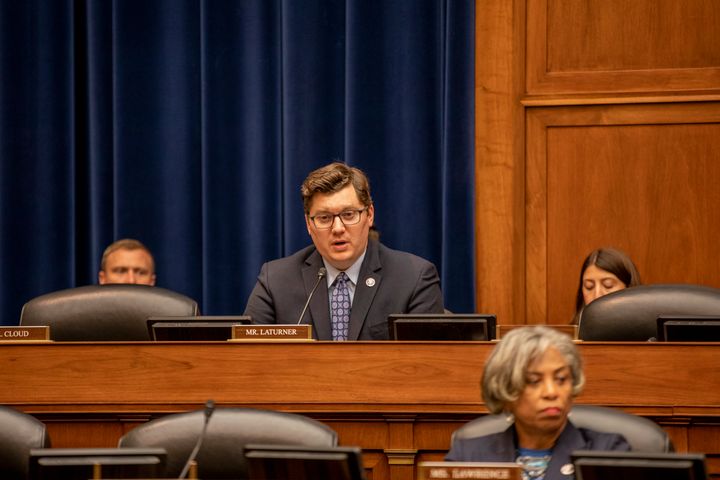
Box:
[231,324,313,341]
[0,326,50,342]
[417,462,522,480]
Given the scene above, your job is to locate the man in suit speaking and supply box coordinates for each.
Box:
[244,162,444,340]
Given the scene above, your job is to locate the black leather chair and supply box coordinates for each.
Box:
[118,407,338,479]
[451,405,672,453]
[19,284,199,341]
[0,406,51,480]
[578,284,720,341]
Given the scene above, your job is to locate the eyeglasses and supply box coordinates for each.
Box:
[309,207,368,229]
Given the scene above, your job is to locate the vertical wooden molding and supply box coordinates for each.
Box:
[524,109,548,323]
[386,420,417,480]
[475,0,526,324]
[525,0,548,92]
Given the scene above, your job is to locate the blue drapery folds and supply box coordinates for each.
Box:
[0,0,475,325]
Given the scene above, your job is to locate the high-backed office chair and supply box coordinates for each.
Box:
[118,407,338,479]
[0,406,52,480]
[451,405,672,453]
[578,284,720,341]
[19,284,199,341]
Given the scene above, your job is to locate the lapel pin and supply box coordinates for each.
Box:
[560,464,574,476]
[365,277,376,287]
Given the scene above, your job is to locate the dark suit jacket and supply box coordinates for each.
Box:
[243,239,444,340]
[446,422,630,480]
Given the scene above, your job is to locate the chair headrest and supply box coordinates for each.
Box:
[579,284,720,341]
[451,405,672,453]
[19,284,199,341]
[119,407,338,478]
[0,406,51,480]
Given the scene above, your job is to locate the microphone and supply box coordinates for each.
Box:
[576,307,584,331]
[178,399,215,479]
[296,267,327,325]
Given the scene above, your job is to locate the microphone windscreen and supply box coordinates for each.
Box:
[204,399,215,419]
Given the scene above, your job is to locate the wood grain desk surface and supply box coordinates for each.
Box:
[1,341,718,415]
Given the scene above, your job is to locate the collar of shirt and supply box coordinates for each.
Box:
[323,248,367,303]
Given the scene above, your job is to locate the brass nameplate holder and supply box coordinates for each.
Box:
[231,324,314,341]
[417,461,522,480]
[0,326,50,342]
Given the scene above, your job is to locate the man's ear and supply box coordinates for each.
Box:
[366,204,375,226]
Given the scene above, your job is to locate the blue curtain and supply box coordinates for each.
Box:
[0,0,475,326]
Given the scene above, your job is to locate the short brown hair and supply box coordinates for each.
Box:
[100,238,155,273]
[300,162,373,214]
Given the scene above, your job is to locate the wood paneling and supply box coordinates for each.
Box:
[3,342,720,479]
[474,0,526,325]
[476,0,720,324]
[527,0,720,94]
[474,9,720,476]
[547,1,720,71]
[525,102,720,323]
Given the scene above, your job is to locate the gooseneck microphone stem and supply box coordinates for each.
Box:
[296,267,327,325]
[178,399,215,479]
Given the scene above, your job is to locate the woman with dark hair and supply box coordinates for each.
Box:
[572,247,641,324]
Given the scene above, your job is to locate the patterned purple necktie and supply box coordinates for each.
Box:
[330,272,350,341]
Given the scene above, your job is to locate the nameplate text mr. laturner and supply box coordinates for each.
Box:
[232,324,313,341]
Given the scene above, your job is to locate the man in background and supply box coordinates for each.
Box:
[244,162,444,340]
[98,238,156,286]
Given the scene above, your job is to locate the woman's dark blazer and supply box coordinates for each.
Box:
[446,421,630,480]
